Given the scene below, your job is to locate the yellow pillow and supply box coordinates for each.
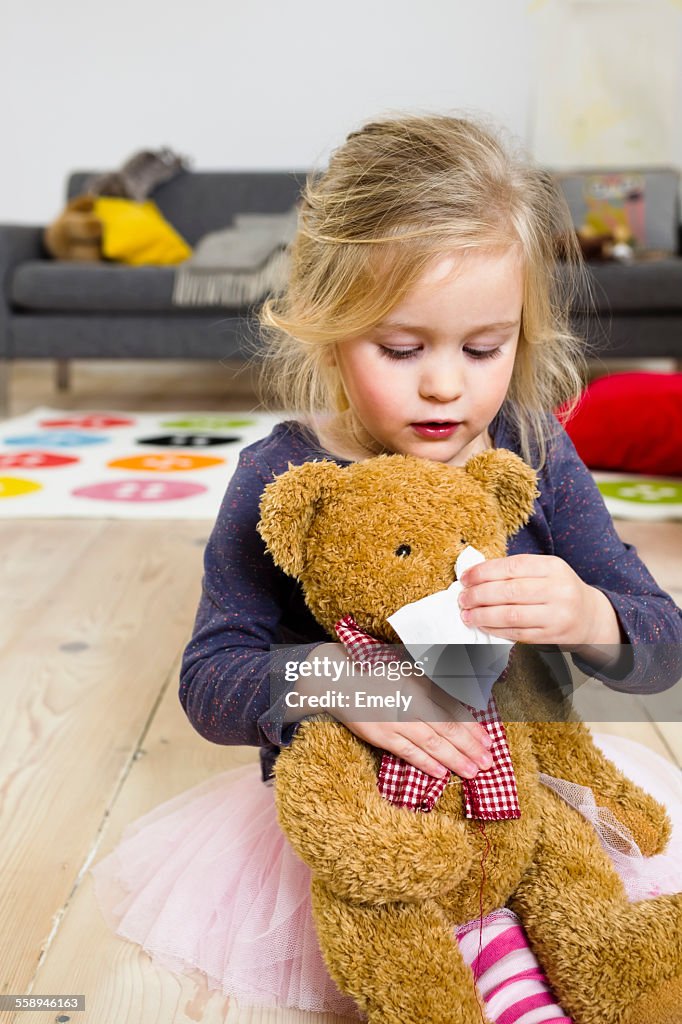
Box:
[94,197,191,265]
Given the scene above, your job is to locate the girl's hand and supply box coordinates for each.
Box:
[342,697,495,782]
[296,643,494,780]
[458,554,624,649]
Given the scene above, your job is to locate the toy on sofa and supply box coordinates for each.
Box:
[85,146,188,202]
[257,449,682,1024]
[576,221,635,262]
[43,194,103,261]
[43,148,189,262]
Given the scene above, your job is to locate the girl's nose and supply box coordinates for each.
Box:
[418,359,464,402]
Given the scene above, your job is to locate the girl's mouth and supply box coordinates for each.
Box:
[410,421,461,439]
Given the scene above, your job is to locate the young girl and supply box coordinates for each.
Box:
[92,113,682,1021]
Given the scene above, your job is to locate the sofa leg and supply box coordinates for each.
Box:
[56,359,71,392]
[0,359,10,419]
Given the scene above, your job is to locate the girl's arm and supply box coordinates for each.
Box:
[459,417,681,692]
[543,418,682,693]
[178,445,329,751]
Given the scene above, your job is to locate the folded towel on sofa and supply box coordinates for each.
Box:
[172,208,298,306]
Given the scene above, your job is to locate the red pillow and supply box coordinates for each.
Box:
[556,372,682,476]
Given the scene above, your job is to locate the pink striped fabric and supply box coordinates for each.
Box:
[455,909,572,1023]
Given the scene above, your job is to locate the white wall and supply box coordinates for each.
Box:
[3,0,681,225]
[2,0,534,223]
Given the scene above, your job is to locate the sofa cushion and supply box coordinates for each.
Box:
[95,198,192,265]
[565,258,682,314]
[11,261,192,312]
[9,260,204,311]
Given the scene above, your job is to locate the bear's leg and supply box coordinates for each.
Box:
[525,720,672,856]
[310,879,491,1024]
[509,789,682,1024]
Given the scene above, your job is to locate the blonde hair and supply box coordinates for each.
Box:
[255,111,592,470]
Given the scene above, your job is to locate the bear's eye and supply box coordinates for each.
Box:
[460,537,467,545]
[395,544,412,558]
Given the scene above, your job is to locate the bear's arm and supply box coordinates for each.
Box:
[273,717,473,904]
[527,720,671,857]
[495,648,672,857]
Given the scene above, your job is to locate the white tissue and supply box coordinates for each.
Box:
[387,545,512,710]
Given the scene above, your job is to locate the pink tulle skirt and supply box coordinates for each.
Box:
[91,735,682,1019]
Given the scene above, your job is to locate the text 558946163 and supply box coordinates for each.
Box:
[0,995,85,1011]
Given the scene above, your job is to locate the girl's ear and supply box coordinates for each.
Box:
[464,448,539,536]
[257,460,344,578]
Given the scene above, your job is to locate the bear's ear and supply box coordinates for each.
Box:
[257,460,344,578]
[464,449,539,536]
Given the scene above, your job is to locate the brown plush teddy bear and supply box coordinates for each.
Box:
[43,194,103,261]
[257,449,682,1024]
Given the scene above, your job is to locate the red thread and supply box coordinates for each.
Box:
[472,820,491,1023]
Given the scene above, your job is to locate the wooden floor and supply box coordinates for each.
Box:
[1,361,680,1024]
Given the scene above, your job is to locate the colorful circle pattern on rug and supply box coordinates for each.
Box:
[4,432,109,448]
[40,415,135,429]
[0,409,282,518]
[136,434,241,448]
[0,452,79,469]
[108,454,224,473]
[72,479,208,503]
[0,476,43,499]
[161,417,256,429]
[598,480,682,505]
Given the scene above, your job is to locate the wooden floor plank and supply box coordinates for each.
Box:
[0,519,209,1017]
[572,677,681,767]
[0,520,106,652]
[6,359,266,418]
[651,724,682,768]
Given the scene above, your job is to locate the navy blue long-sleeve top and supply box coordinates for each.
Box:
[179,412,682,783]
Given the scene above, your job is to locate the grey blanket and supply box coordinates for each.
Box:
[172,208,298,307]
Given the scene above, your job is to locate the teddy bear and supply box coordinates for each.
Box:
[43,194,103,261]
[256,449,682,1024]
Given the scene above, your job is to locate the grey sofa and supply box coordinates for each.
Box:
[1,168,681,415]
[0,170,305,413]
[570,255,682,364]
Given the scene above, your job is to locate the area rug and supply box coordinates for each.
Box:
[592,472,682,522]
[0,408,680,521]
[0,408,284,519]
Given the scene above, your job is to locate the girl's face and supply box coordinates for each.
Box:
[333,247,524,466]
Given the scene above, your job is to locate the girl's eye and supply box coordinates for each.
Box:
[378,345,420,361]
[379,345,503,362]
[463,347,502,360]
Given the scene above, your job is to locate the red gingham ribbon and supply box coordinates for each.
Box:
[335,615,521,820]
